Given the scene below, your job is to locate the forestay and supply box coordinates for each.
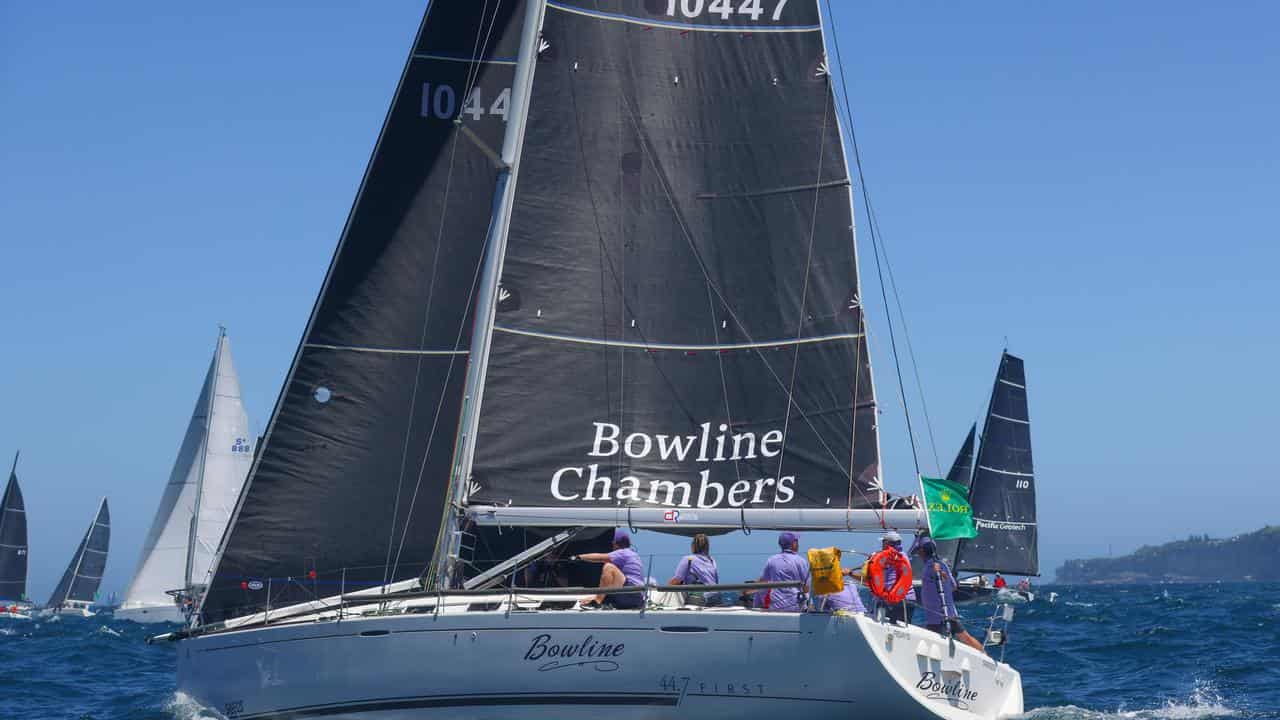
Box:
[199,1,531,624]
[953,352,1039,576]
[121,331,253,614]
[465,0,884,528]
[48,498,110,607]
[0,455,28,602]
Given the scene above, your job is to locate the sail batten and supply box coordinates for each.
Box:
[953,353,1039,576]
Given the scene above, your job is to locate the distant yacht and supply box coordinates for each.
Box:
[117,328,253,625]
[46,498,110,617]
[937,352,1039,603]
[0,452,32,621]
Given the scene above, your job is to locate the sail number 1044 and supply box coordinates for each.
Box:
[421,83,511,122]
[665,0,789,21]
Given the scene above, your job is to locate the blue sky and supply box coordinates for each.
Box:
[2,1,1277,601]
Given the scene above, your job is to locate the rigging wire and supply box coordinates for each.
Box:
[389,0,508,586]
[866,196,942,475]
[616,93,882,517]
[774,46,835,509]
[823,0,937,481]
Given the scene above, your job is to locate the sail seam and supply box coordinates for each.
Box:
[977,465,1033,477]
[493,326,862,351]
[989,412,1029,425]
[546,2,820,33]
[998,378,1026,389]
[304,343,469,356]
[695,178,850,201]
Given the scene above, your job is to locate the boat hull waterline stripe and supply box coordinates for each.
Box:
[494,325,862,352]
[234,692,680,719]
[546,1,821,33]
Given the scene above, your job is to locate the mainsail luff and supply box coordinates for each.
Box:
[200,1,534,624]
[48,498,110,607]
[465,0,881,522]
[0,453,28,602]
[953,352,1039,576]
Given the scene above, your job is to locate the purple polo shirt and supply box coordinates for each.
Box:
[674,554,719,585]
[816,585,867,614]
[755,550,809,612]
[608,547,645,587]
[919,559,959,625]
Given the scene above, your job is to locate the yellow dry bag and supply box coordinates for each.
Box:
[807,546,844,596]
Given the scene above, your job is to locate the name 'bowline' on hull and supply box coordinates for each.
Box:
[177,602,1022,720]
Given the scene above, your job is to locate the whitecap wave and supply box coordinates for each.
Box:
[1065,601,1096,608]
[165,691,226,719]
[1023,683,1239,720]
[96,625,122,637]
[0,626,15,636]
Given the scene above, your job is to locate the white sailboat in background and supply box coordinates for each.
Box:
[117,328,253,624]
[161,2,1029,718]
[46,497,110,617]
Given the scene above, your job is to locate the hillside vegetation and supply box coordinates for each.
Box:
[1056,526,1280,584]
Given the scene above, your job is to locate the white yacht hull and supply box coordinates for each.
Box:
[176,605,1023,720]
[49,606,96,618]
[116,604,185,624]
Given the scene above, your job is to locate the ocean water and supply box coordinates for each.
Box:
[2,582,1277,719]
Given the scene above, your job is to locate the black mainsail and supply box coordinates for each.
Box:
[201,0,910,622]
[953,352,1039,576]
[934,424,975,569]
[48,498,110,608]
[465,0,882,525]
[200,1,533,623]
[0,453,28,603]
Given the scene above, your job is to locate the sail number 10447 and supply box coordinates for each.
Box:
[665,0,789,21]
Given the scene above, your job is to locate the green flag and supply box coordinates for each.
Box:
[921,476,979,541]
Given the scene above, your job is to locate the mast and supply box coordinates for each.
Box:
[434,0,548,589]
[185,326,225,590]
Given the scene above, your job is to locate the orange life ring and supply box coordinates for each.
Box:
[866,548,913,604]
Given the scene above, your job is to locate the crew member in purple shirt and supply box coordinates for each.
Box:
[754,532,809,612]
[814,570,868,614]
[916,538,986,653]
[573,528,645,609]
[670,533,722,606]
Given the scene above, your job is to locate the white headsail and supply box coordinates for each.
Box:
[119,329,252,620]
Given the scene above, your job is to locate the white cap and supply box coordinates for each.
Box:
[881,530,902,544]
